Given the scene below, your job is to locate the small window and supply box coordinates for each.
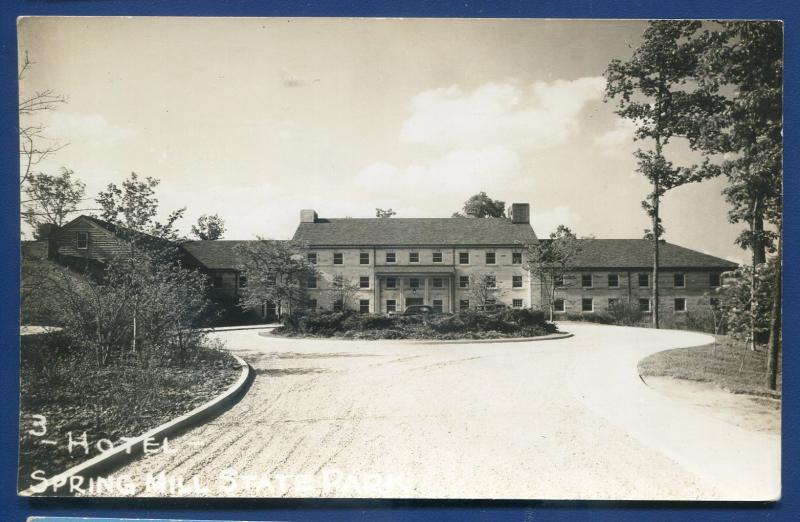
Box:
[512,275,523,288]
[409,252,419,263]
[554,274,564,287]
[639,298,651,312]
[333,299,344,312]
[359,276,370,289]
[386,277,397,289]
[212,274,223,288]
[607,274,619,288]
[638,273,650,287]
[332,275,343,288]
[459,252,469,264]
[386,299,396,313]
[265,301,277,316]
[76,231,88,250]
[359,299,370,313]
[512,299,523,308]
[709,272,721,287]
[674,273,685,288]
[308,299,317,310]
[307,253,317,264]
[306,276,317,289]
[608,298,618,308]
[386,252,396,263]
[581,298,593,312]
[432,278,443,288]
[360,252,370,265]
[238,275,247,288]
[266,274,276,287]
[512,252,522,264]
[674,298,687,312]
[459,299,470,310]
[485,299,496,306]
[581,274,593,288]
[554,298,565,312]
[486,252,496,264]
[459,276,469,288]
[333,252,343,265]
[486,275,496,288]
[409,278,420,289]
[433,299,443,313]
[433,252,443,263]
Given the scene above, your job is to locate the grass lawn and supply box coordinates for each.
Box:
[18,341,241,491]
[638,335,781,398]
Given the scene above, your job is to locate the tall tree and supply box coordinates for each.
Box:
[605,20,714,328]
[191,213,227,240]
[21,168,86,237]
[525,225,585,321]
[454,192,506,218]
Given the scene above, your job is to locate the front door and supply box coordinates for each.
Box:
[405,297,424,307]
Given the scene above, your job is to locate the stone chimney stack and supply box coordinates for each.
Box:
[510,203,530,224]
[300,209,318,223]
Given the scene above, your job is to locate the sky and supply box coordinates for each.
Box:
[18,17,746,263]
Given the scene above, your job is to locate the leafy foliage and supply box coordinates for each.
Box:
[22,168,86,235]
[191,213,227,240]
[454,191,506,218]
[525,225,585,320]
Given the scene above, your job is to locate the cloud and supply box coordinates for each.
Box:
[593,117,637,149]
[530,205,582,236]
[355,146,520,197]
[46,112,135,148]
[400,77,605,150]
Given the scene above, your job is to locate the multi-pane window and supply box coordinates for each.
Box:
[486,252,496,264]
[674,298,687,312]
[306,276,317,289]
[639,298,651,312]
[554,298,565,312]
[76,231,88,250]
[386,252,396,263]
[554,274,564,287]
[333,252,343,265]
[308,299,317,310]
[238,275,247,288]
[359,276,370,289]
[581,298,594,312]
[386,277,397,289]
[433,299,443,313]
[512,299,523,308]
[332,275,343,288]
[608,298,618,308]
[432,278,443,288]
[485,299,496,306]
[709,272,721,287]
[433,252,443,263]
[359,299,370,313]
[266,274,277,287]
[307,253,317,264]
[409,252,419,263]
[486,275,496,288]
[409,278,420,289]
[459,299,470,310]
[607,274,619,288]
[386,299,396,313]
[674,273,685,288]
[638,273,649,287]
[512,252,522,264]
[459,276,469,288]
[512,275,523,288]
[581,274,593,287]
[360,252,369,265]
[333,299,343,312]
[459,252,469,264]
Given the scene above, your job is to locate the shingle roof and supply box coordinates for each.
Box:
[292,218,538,247]
[180,240,255,270]
[564,239,738,270]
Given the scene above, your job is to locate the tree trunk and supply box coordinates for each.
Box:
[652,180,661,329]
[766,229,782,390]
[749,195,761,351]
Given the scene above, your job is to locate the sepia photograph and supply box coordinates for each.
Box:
[17,17,782,500]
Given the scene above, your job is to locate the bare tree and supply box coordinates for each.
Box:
[525,225,585,321]
[329,275,360,311]
[468,272,504,308]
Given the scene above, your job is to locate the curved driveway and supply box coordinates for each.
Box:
[99,323,780,500]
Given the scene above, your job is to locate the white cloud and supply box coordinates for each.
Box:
[400,77,605,150]
[46,112,135,148]
[530,205,582,236]
[593,117,637,149]
[355,146,519,197]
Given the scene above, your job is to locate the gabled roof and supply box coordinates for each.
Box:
[292,218,537,247]
[562,239,738,270]
[180,240,256,270]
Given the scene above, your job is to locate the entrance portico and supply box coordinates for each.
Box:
[373,266,456,313]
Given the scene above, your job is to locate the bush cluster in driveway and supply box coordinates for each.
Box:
[275,309,557,340]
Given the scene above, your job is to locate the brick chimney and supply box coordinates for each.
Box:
[511,203,530,224]
[300,209,318,223]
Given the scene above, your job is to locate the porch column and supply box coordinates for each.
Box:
[424,276,430,304]
[449,275,455,312]
[374,275,381,313]
[399,278,404,312]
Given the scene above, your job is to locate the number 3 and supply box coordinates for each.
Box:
[28,414,47,436]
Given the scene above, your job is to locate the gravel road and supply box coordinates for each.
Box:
[89,323,780,500]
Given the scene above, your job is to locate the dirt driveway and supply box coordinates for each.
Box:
[93,323,780,500]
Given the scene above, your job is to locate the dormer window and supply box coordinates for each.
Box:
[76,231,88,250]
